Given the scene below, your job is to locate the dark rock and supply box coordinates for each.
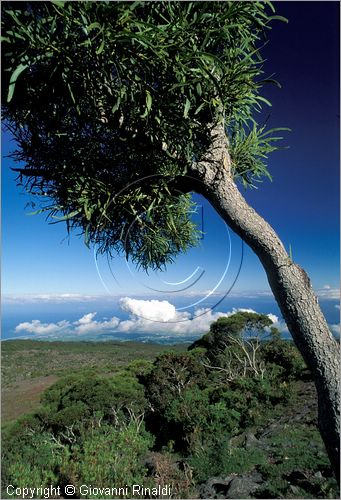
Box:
[287,469,309,482]
[245,432,259,449]
[288,484,301,495]
[199,472,263,499]
[258,422,279,439]
[226,472,263,499]
[199,475,234,498]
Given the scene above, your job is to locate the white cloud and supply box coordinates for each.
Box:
[15,319,71,335]
[120,297,178,322]
[335,304,340,310]
[15,312,120,336]
[329,323,340,337]
[117,306,228,336]
[14,297,290,339]
[4,293,108,304]
[316,288,340,300]
[5,286,340,305]
[74,313,120,334]
[267,313,279,324]
[77,312,97,324]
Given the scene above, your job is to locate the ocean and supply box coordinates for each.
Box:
[1,295,339,344]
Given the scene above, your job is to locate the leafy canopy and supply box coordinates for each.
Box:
[189,311,273,355]
[2,1,287,269]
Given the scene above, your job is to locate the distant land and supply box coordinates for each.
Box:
[1,339,187,423]
[2,294,340,343]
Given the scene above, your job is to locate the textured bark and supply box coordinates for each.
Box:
[188,124,340,481]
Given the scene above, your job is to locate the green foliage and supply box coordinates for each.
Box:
[71,424,154,498]
[126,359,154,377]
[260,425,330,477]
[40,372,147,433]
[230,124,290,188]
[189,311,273,358]
[5,434,66,487]
[140,336,293,455]
[189,434,232,483]
[1,1,287,270]
[2,372,153,498]
[1,339,180,391]
[260,334,307,379]
[2,338,336,499]
[191,444,266,483]
[2,417,68,494]
[141,351,207,415]
[256,425,338,498]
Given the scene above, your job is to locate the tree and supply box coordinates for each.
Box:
[189,311,273,354]
[1,1,339,479]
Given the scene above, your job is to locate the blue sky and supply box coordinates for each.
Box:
[2,2,340,308]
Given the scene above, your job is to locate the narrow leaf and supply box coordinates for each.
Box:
[96,39,105,55]
[51,209,81,221]
[184,98,191,118]
[51,0,65,7]
[146,91,152,112]
[7,63,28,102]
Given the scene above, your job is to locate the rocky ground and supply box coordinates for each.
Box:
[197,380,339,499]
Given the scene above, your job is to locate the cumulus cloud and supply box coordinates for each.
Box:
[74,313,120,334]
[118,305,228,336]
[15,312,120,337]
[15,319,70,335]
[120,297,178,322]
[14,297,291,339]
[329,323,340,338]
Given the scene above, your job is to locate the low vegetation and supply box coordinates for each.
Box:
[2,313,339,498]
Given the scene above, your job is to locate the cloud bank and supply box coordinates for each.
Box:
[5,285,339,304]
[14,297,286,339]
[13,296,338,340]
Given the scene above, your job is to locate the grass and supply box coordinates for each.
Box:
[1,339,187,423]
[1,339,339,499]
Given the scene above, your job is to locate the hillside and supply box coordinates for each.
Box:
[1,324,339,499]
[1,339,187,423]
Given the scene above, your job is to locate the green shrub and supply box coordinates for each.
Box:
[260,337,306,380]
[256,425,337,498]
[71,423,154,498]
[189,312,273,360]
[2,429,69,497]
[40,372,147,433]
[190,439,266,483]
[142,352,207,413]
[189,434,231,483]
[126,359,154,377]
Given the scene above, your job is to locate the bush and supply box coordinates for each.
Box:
[189,436,266,483]
[141,352,207,413]
[39,372,147,433]
[260,337,306,379]
[71,423,154,498]
[2,427,68,497]
[189,312,273,360]
[189,435,231,483]
[256,425,337,498]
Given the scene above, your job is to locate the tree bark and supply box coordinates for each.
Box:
[188,124,340,481]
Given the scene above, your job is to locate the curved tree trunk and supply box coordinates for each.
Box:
[188,124,340,481]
